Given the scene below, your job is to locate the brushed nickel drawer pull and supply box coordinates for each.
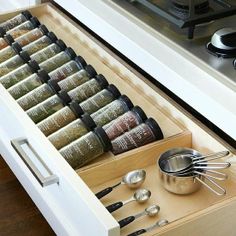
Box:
[11,137,59,187]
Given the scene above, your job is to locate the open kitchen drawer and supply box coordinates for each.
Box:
[0,3,236,236]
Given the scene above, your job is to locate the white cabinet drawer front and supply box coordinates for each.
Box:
[0,85,119,236]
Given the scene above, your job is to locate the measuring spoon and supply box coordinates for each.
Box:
[106,189,151,213]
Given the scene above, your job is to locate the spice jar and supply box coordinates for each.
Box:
[26,91,71,123]
[28,39,67,64]
[111,118,164,155]
[48,113,95,149]
[39,47,77,73]
[66,74,109,103]
[37,101,84,136]
[104,106,147,140]
[0,60,39,89]
[0,11,32,33]
[0,50,30,77]
[5,17,40,40]
[5,25,49,48]
[77,84,121,115]
[48,64,97,93]
[7,69,50,99]
[59,127,111,169]
[90,95,134,127]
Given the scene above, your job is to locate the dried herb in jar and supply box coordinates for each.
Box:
[111,118,164,155]
[29,39,66,64]
[0,44,19,64]
[26,91,71,123]
[0,38,9,50]
[49,64,97,93]
[78,84,121,115]
[59,127,111,169]
[47,114,94,149]
[7,70,50,99]
[37,101,83,136]
[39,47,76,73]
[67,74,108,103]
[0,11,32,32]
[0,60,39,89]
[104,106,147,140]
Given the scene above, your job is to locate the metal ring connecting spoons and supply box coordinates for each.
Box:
[106,189,151,213]
[127,219,169,236]
[95,169,146,199]
[118,205,160,228]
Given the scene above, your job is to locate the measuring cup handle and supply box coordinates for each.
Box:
[194,171,227,181]
[118,216,135,228]
[195,176,226,196]
[106,201,123,213]
[95,187,113,199]
[127,229,146,236]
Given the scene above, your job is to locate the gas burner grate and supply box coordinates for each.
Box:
[128,0,236,39]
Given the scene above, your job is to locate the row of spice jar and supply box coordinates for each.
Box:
[0,11,164,169]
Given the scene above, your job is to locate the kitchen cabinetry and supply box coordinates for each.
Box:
[0,3,235,236]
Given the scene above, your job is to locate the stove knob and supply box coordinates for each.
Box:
[233,59,236,69]
[211,28,236,50]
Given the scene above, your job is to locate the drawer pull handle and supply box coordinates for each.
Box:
[11,138,59,187]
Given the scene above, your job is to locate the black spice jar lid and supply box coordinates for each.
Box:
[58,91,72,105]
[19,50,31,63]
[107,84,121,99]
[145,118,163,141]
[75,55,87,69]
[28,60,40,73]
[21,10,32,20]
[11,42,22,53]
[30,16,40,28]
[132,106,147,122]
[81,113,97,130]
[69,100,84,117]
[37,69,51,83]
[119,95,134,110]
[85,65,97,78]
[4,34,15,45]
[48,79,61,93]
[39,25,49,35]
[95,74,109,89]
[94,127,112,152]
[65,47,76,60]
[56,39,67,51]
[0,27,6,37]
[47,32,58,43]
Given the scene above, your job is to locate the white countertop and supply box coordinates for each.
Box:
[55,0,236,140]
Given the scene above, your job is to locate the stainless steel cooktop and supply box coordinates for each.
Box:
[112,0,236,85]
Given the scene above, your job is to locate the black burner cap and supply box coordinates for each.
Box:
[47,32,58,43]
[0,27,6,37]
[107,84,121,99]
[94,127,112,152]
[28,60,40,72]
[19,50,31,63]
[37,69,51,83]
[206,42,236,58]
[4,34,14,45]
[30,16,40,28]
[233,59,236,69]
[21,10,32,20]
[95,74,109,89]
[119,95,134,110]
[48,79,61,93]
[81,113,97,130]
[69,100,84,117]
[11,42,22,53]
[85,65,97,78]
[145,118,163,141]
[56,39,67,50]
[75,56,87,69]
[58,91,72,105]
[132,106,147,122]
[65,47,76,59]
[39,25,49,35]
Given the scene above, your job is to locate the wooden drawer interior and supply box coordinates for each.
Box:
[1,4,236,236]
